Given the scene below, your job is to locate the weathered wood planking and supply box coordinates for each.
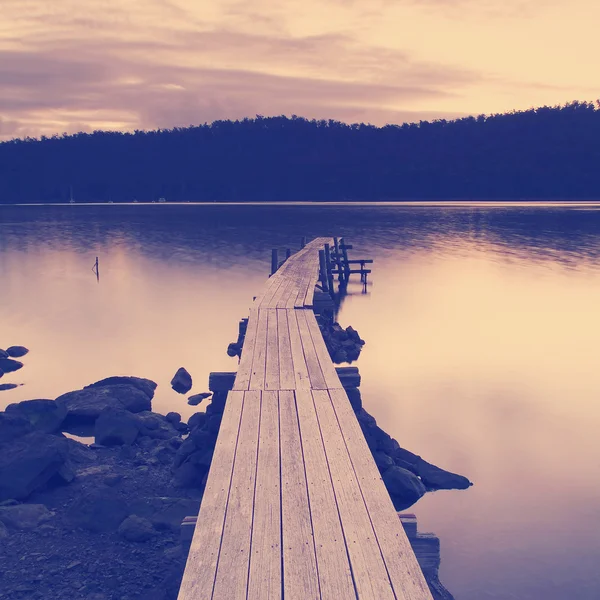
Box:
[180,237,433,600]
[247,390,281,600]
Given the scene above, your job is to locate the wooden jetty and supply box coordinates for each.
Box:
[178,238,433,600]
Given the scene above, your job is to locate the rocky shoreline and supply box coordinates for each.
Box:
[0,353,470,599]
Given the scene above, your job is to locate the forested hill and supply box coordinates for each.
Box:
[1,101,599,203]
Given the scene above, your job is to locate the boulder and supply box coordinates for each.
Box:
[0,383,18,391]
[373,451,395,473]
[173,462,207,489]
[165,412,181,425]
[118,515,156,542]
[56,384,152,423]
[5,399,67,433]
[0,432,69,501]
[135,411,179,439]
[0,503,54,530]
[382,466,426,509]
[174,438,198,468]
[171,367,192,394]
[66,487,130,532]
[0,412,33,443]
[188,392,211,406]
[85,376,157,400]
[94,406,140,446]
[0,349,9,359]
[6,346,29,358]
[187,412,207,432]
[0,358,23,373]
[415,459,472,491]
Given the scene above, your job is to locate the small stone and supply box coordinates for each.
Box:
[118,515,156,542]
[165,412,181,425]
[187,392,211,406]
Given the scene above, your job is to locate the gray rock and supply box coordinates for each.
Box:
[171,367,192,394]
[174,437,197,468]
[0,503,54,530]
[0,383,18,391]
[6,346,29,358]
[382,466,426,509]
[0,358,23,373]
[66,487,130,532]
[94,407,140,446]
[0,349,9,359]
[84,376,157,400]
[373,451,395,473]
[415,459,472,491]
[135,411,179,439]
[187,392,211,406]
[0,412,33,443]
[118,514,156,542]
[56,384,152,423]
[187,412,207,431]
[165,412,181,424]
[173,462,208,489]
[0,432,69,501]
[5,399,67,433]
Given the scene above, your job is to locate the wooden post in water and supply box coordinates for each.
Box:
[271,249,278,276]
[340,238,350,282]
[333,237,342,280]
[318,249,329,293]
[301,236,306,249]
[324,243,335,297]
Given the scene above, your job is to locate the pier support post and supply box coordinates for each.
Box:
[340,238,350,282]
[271,249,278,276]
[318,249,329,293]
[324,243,335,297]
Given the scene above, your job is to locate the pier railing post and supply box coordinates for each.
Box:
[324,243,334,297]
[318,249,329,293]
[271,249,278,276]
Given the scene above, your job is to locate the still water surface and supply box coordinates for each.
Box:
[1,203,600,600]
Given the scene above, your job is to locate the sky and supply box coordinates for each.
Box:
[0,0,598,140]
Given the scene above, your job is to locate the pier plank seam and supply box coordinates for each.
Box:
[178,238,433,600]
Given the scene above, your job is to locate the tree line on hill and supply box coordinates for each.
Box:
[0,101,598,203]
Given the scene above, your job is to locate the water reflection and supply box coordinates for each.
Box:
[1,203,600,600]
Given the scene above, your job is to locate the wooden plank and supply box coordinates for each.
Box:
[248,390,282,600]
[249,309,268,390]
[277,309,296,390]
[178,390,246,600]
[295,389,357,599]
[265,309,280,390]
[312,389,396,600]
[287,309,312,390]
[212,390,262,599]
[233,308,259,391]
[279,390,320,600]
[328,388,433,600]
[304,311,341,389]
[296,309,328,390]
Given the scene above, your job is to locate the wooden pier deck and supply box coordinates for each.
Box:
[178,238,433,600]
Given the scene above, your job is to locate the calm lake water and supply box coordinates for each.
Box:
[1,203,600,600]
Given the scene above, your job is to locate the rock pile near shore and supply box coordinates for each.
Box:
[317,316,365,363]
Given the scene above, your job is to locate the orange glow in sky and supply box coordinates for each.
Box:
[0,0,598,140]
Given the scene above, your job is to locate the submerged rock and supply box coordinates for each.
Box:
[0,432,69,501]
[0,358,23,373]
[187,392,211,406]
[5,399,67,434]
[171,368,192,394]
[6,346,29,358]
